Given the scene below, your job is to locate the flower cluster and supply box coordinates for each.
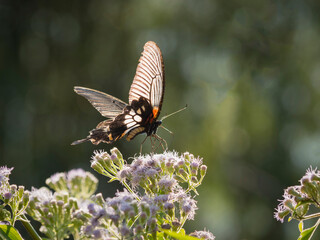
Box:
[81,189,159,239]
[89,148,213,239]
[45,168,98,199]
[274,167,320,223]
[25,169,99,239]
[0,167,29,225]
[1,149,215,240]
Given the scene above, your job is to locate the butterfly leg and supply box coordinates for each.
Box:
[150,135,155,152]
[140,135,149,154]
[153,134,167,151]
[152,135,162,152]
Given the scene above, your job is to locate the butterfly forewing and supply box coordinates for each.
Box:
[129,41,165,113]
[74,86,127,119]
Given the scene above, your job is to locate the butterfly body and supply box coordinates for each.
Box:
[72,41,165,146]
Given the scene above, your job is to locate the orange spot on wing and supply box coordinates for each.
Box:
[108,133,113,141]
[152,107,159,119]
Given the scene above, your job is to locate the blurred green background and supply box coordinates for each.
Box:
[1,0,320,239]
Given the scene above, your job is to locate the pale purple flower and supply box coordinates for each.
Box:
[48,172,66,184]
[181,196,198,220]
[0,166,13,177]
[0,166,13,187]
[120,225,130,236]
[67,169,87,180]
[120,202,133,213]
[92,229,101,238]
[4,192,12,200]
[29,187,53,204]
[164,202,174,210]
[158,176,177,191]
[117,166,131,180]
[154,194,169,203]
[190,230,215,240]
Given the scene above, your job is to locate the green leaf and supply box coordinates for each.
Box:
[0,225,23,240]
[299,221,304,232]
[162,229,200,240]
[298,219,320,240]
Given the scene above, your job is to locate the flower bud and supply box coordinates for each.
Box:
[294,196,313,205]
[43,207,49,214]
[10,184,17,192]
[200,165,207,177]
[177,160,185,167]
[301,180,317,199]
[178,168,188,179]
[296,204,309,217]
[120,225,130,236]
[191,176,198,183]
[129,210,136,220]
[3,192,12,203]
[287,187,301,197]
[140,212,147,224]
[149,218,157,232]
[165,161,175,174]
[91,161,105,175]
[88,203,97,215]
[111,154,121,167]
[134,224,143,235]
[83,225,93,234]
[161,223,171,229]
[284,199,295,211]
[109,214,120,226]
[57,200,64,207]
[140,203,150,216]
[23,192,29,206]
[111,148,123,164]
[131,202,139,215]
[275,209,290,221]
[310,174,320,182]
[164,202,174,218]
[18,186,24,198]
[97,155,113,172]
[92,229,101,239]
[69,197,78,209]
[93,193,105,206]
[191,161,199,170]
[172,220,181,231]
[183,152,191,162]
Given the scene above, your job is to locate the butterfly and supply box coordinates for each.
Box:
[72,41,168,149]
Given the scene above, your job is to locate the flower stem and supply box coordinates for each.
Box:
[20,214,42,240]
[122,180,140,201]
[303,213,320,220]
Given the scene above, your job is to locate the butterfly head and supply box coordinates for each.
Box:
[149,120,162,135]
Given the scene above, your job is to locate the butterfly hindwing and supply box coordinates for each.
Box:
[108,97,153,141]
[74,86,127,119]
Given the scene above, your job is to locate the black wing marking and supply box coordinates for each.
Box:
[129,41,165,112]
[74,86,127,119]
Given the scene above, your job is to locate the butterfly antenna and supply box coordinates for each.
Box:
[71,137,89,145]
[160,125,173,135]
[161,105,187,121]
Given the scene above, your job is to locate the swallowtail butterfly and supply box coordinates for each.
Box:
[72,41,166,148]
